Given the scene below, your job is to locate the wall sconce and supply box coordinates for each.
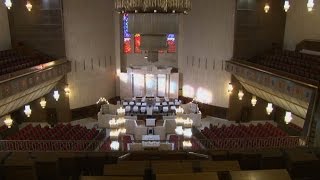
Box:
[266,103,273,115]
[264,3,270,13]
[24,105,32,117]
[53,90,60,101]
[284,0,290,12]
[238,90,244,100]
[26,1,32,11]
[5,0,12,9]
[307,0,314,12]
[64,85,71,96]
[284,111,292,124]
[251,96,257,107]
[227,83,233,94]
[40,98,47,109]
[4,115,13,128]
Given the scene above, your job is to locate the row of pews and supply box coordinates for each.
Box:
[1,149,320,180]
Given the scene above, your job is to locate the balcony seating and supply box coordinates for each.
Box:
[248,50,320,81]
[0,49,53,76]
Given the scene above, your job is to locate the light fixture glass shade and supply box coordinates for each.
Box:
[53,90,60,101]
[5,0,12,9]
[110,129,120,139]
[40,98,47,109]
[307,0,314,11]
[284,0,290,12]
[4,115,13,128]
[117,107,125,116]
[24,105,32,117]
[227,83,233,94]
[183,118,193,128]
[264,3,270,13]
[175,126,183,135]
[251,96,257,107]
[64,85,71,96]
[238,90,244,100]
[110,141,120,151]
[109,118,118,128]
[26,1,32,11]
[284,111,292,124]
[266,103,273,115]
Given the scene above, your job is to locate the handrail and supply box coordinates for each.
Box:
[227,60,319,89]
[0,58,70,84]
[0,136,306,152]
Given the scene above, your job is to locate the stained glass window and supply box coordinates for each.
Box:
[167,34,176,53]
[134,34,142,53]
[123,14,131,54]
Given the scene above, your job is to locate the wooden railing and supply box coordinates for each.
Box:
[0,136,306,152]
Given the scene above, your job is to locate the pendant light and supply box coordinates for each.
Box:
[284,0,290,12]
[4,115,13,128]
[284,111,292,124]
[266,103,273,115]
[40,98,47,109]
[24,105,32,117]
[4,0,12,9]
[227,83,233,94]
[238,90,244,100]
[53,90,60,101]
[307,0,314,12]
[26,1,32,11]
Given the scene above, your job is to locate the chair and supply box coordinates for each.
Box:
[129,101,135,106]
[175,101,181,106]
[162,102,168,106]
[153,106,159,113]
[133,106,139,113]
[163,106,169,113]
[169,102,174,106]
[136,102,142,106]
[155,102,161,106]
[142,102,147,106]
[156,97,161,102]
[123,102,128,106]
[125,106,131,112]
[141,107,146,113]
[164,97,169,102]
[170,106,176,111]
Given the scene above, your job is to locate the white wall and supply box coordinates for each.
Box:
[284,0,320,50]
[64,0,116,109]
[0,4,11,51]
[179,0,235,108]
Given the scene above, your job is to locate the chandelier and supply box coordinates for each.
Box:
[53,90,60,101]
[284,0,290,12]
[284,111,292,124]
[238,90,244,100]
[115,0,192,14]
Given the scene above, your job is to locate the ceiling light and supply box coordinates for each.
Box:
[238,90,244,100]
[4,115,13,128]
[264,3,270,13]
[251,96,257,107]
[284,0,290,12]
[266,103,273,115]
[40,98,47,109]
[24,105,32,117]
[5,0,12,9]
[284,111,292,124]
[26,1,32,11]
[307,0,314,12]
[53,90,60,101]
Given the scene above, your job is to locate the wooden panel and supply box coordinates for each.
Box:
[104,164,146,176]
[81,176,143,180]
[230,169,291,180]
[200,161,241,172]
[156,172,219,180]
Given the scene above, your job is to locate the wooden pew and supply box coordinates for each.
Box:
[156,172,219,180]
[230,169,291,180]
[104,164,146,176]
[199,161,241,172]
[151,161,194,174]
[80,176,144,180]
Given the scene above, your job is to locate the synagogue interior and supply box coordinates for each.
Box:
[0,0,320,179]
